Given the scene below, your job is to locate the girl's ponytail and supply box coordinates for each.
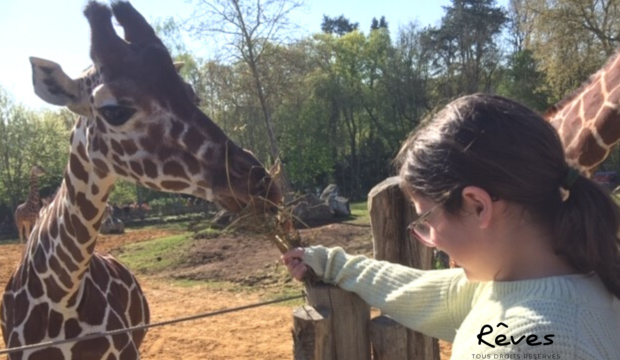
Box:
[554,173,620,299]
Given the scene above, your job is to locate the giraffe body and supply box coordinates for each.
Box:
[0,2,281,359]
[14,166,46,244]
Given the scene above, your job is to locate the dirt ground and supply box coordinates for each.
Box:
[0,223,451,360]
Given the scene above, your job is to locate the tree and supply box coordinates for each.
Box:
[370,16,388,31]
[423,0,508,97]
[186,0,305,192]
[153,17,190,57]
[497,49,550,111]
[378,22,434,135]
[514,0,620,101]
[321,15,359,35]
[499,0,551,111]
[0,88,69,216]
[506,0,536,53]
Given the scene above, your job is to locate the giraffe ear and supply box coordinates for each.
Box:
[30,57,88,115]
[173,61,184,73]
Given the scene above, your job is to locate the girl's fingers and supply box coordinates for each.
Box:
[281,247,307,281]
[285,258,300,272]
[291,262,307,281]
[281,247,305,264]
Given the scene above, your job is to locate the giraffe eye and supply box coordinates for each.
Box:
[98,105,136,126]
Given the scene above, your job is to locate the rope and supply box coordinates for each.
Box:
[0,293,305,355]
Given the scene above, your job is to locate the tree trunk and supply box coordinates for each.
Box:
[231,0,293,193]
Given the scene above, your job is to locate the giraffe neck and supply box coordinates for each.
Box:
[545,52,620,175]
[24,116,115,302]
[26,171,40,206]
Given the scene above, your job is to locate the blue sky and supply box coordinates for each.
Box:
[0,0,506,109]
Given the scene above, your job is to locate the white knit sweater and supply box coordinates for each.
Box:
[302,246,620,360]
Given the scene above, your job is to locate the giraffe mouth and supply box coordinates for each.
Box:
[212,173,282,214]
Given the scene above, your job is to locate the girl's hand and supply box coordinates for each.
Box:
[281,247,308,281]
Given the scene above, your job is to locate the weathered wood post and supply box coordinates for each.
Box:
[292,283,370,360]
[368,176,440,360]
[292,305,332,360]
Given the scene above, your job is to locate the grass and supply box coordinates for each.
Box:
[108,199,370,305]
[344,200,370,226]
[129,219,193,232]
[114,233,193,273]
[112,228,304,303]
[262,284,306,306]
[192,226,222,239]
[170,278,248,293]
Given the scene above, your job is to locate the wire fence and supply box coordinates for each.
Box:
[0,293,305,356]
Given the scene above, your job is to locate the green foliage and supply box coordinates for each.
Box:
[3,1,613,219]
[517,0,620,101]
[370,16,388,32]
[107,180,193,209]
[321,15,359,35]
[423,0,508,96]
[0,88,70,217]
[108,180,138,205]
[497,49,551,111]
[277,99,334,191]
[153,17,189,57]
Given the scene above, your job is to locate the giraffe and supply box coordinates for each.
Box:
[0,2,282,360]
[543,49,620,177]
[14,165,47,244]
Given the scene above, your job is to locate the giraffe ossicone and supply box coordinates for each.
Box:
[1,2,282,359]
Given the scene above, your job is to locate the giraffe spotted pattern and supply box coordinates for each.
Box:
[544,53,620,176]
[1,2,281,359]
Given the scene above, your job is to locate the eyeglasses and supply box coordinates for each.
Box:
[407,203,442,246]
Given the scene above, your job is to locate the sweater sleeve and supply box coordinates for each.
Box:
[302,245,478,341]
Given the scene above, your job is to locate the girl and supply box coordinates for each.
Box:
[283,94,620,359]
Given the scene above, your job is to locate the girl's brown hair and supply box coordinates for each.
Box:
[397,93,620,299]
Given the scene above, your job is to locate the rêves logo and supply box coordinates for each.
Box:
[477,323,555,348]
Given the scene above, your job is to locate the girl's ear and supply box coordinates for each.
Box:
[461,186,494,229]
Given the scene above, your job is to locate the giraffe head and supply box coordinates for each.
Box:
[29,1,281,212]
[30,165,46,177]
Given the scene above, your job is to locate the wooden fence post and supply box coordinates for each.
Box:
[367,176,440,360]
[370,316,408,360]
[293,305,332,360]
[292,283,370,360]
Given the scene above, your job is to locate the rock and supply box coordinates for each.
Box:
[212,210,236,228]
[291,201,333,226]
[100,217,125,234]
[329,196,351,217]
[320,184,339,201]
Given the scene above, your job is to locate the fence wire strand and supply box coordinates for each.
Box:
[0,293,305,355]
